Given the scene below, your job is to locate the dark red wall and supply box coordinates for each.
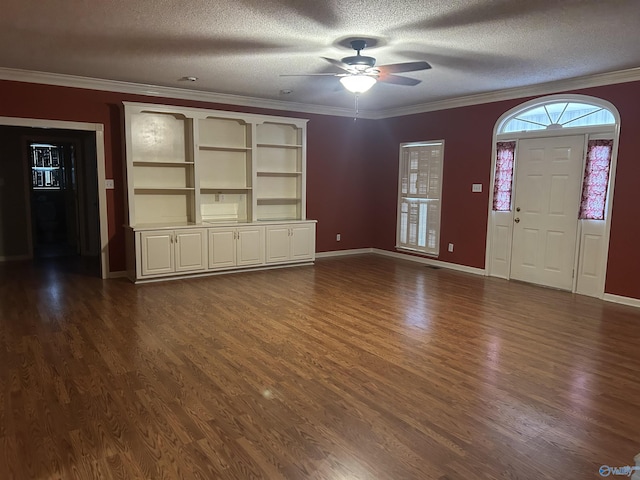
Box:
[367,81,640,299]
[0,78,638,299]
[0,80,373,272]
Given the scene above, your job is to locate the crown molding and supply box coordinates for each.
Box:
[2,65,640,120]
[372,67,640,119]
[0,67,362,119]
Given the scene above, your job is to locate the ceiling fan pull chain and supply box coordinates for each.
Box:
[354,94,359,122]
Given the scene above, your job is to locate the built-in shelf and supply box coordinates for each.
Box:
[257,143,302,149]
[257,217,299,222]
[257,198,301,204]
[134,187,196,193]
[199,145,251,152]
[133,161,195,167]
[124,103,312,282]
[200,187,252,192]
[256,171,302,176]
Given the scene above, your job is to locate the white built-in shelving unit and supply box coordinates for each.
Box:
[123,102,315,282]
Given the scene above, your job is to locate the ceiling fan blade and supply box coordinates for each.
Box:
[378,74,422,86]
[377,61,432,74]
[321,57,353,72]
[280,73,340,77]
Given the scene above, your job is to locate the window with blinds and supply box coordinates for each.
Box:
[396,141,444,256]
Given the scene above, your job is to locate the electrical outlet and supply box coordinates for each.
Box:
[448,243,454,252]
[105,179,114,189]
[336,234,341,241]
[472,183,482,193]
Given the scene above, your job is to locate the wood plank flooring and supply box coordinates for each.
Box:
[1,254,639,479]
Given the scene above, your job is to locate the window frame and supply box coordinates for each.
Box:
[498,98,616,134]
[396,140,445,257]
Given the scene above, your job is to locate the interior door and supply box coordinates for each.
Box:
[510,135,584,290]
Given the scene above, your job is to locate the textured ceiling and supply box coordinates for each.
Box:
[2,0,640,113]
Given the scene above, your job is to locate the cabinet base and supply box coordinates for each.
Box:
[131,261,314,284]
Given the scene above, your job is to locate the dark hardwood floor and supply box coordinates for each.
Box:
[1,254,639,479]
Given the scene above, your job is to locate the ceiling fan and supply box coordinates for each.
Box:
[282,40,431,93]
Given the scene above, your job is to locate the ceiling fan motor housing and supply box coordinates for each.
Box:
[341,55,376,69]
[342,39,376,69]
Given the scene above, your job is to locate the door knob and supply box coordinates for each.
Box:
[514,218,520,223]
[516,207,521,212]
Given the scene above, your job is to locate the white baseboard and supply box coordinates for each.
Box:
[316,248,486,276]
[316,248,373,258]
[603,293,640,308]
[372,249,486,276]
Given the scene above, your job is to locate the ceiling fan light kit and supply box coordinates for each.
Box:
[340,75,377,93]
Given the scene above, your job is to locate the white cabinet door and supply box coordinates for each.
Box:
[265,223,315,263]
[140,230,174,276]
[236,226,265,266]
[265,226,291,263]
[290,224,315,261]
[175,229,207,272]
[208,229,236,269]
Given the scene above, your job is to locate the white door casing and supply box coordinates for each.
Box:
[510,135,584,290]
[486,95,620,298]
[0,116,109,278]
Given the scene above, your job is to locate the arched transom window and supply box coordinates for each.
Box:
[500,101,615,133]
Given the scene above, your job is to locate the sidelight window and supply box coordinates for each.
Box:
[493,141,516,211]
[579,139,613,220]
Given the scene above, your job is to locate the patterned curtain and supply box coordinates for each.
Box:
[493,141,516,211]
[579,140,613,220]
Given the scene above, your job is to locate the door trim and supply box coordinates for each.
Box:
[0,116,109,279]
[485,94,621,298]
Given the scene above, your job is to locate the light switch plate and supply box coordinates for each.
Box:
[472,183,482,193]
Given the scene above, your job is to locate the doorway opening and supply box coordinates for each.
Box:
[485,95,620,298]
[25,133,101,275]
[0,118,108,278]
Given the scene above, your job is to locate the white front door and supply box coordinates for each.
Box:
[510,135,584,290]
